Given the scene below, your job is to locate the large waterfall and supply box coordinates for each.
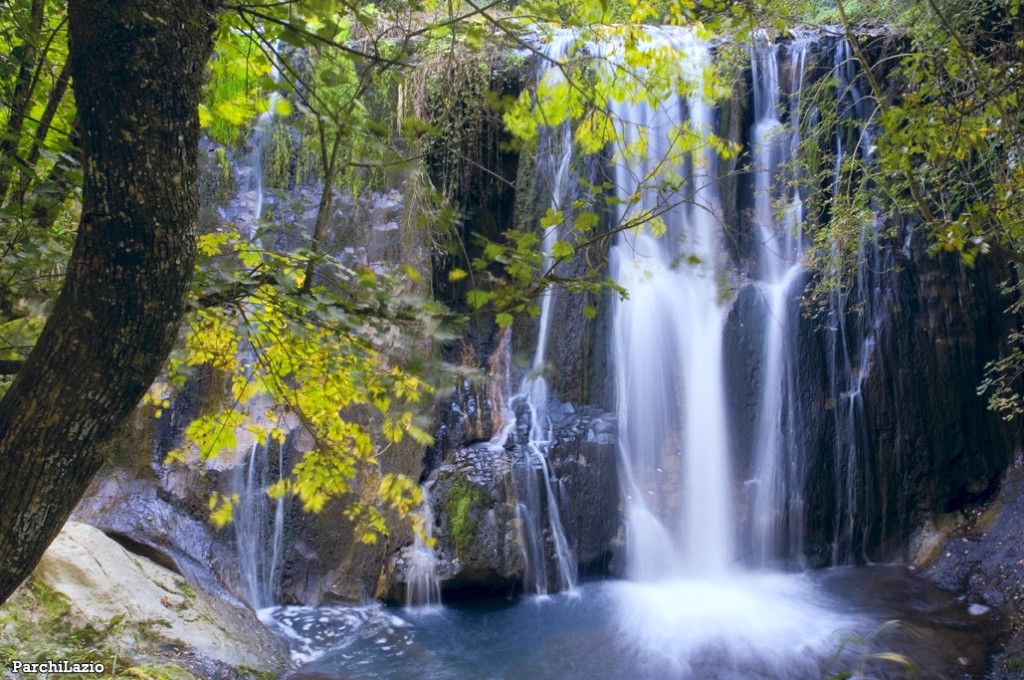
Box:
[608,30,734,579]
[254,26,1012,679]
[747,37,810,569]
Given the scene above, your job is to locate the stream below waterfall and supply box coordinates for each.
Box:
[265,567,1006,679]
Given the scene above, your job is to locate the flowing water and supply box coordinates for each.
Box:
[825,38,892,564]
[233,71,288,610]
[608,29,733,579]
[747,37,810,569]
[235,438,288,609]
[405,483,443,608]
[484,33,580,596]
[260,29,1006,677]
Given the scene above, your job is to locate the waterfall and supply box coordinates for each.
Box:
[486,33,578,595]
[748,37,810,568]
[241,47,281,232]
[405,483,442,607]
[240,93,277,231]
[235,437,288,609]
[608,29,733,579]
[233,68,287,609]
[825,38,887,564]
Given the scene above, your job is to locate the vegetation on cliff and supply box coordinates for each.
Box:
[0,0,1022,605]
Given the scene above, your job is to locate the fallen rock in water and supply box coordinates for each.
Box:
[32,521,288,675]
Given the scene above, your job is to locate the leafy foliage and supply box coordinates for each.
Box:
[813,0,1024,416]
[164,228,440,540]
[0,0,78,388]
[5,0,1023,547]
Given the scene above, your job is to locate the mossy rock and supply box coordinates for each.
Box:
[444,476,486,560]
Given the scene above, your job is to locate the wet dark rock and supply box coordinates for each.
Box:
[548,414,622,576]
[921,460,1024,676]
[797,245,1018,565]
[723,281,769,481]
[383,406,620,599]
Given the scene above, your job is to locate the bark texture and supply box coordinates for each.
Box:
[0,0,217,603]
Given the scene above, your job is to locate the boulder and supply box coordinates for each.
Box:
[918,461,1024,678]
[386,406,620,599]
[33,521,288,674]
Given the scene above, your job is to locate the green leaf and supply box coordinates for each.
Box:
[551,240,575,259]
[466,289,494,309]
[575,211,599,233]
[319,69,352,87]
[496,312,513,327]
[540,208,563,229]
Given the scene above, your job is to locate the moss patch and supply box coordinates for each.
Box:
[0,578,244,679]
[444,477,485,559]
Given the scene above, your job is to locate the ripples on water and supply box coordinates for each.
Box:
[262,567,1004,680]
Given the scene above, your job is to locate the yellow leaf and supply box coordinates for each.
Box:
[273,97,293,116]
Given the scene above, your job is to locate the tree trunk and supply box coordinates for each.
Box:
[0,0,217,603]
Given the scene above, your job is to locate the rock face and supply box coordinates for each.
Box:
[75,362,425,609]
[718,33,1021,567]
[385,405,620,600]
[74,135,436,608]
[390,31,1023,594]
[723,243,1019,566]
[72,463,245,608]
[33,521,288,673]
[918,461,1024,678]
[82,31,1024,609]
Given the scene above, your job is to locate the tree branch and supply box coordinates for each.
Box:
[0,360,25,375]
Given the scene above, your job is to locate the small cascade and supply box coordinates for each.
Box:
[608,29,733,580]
[239,94,278,231]
[233,70,287,609]
[405,483,442,608]
[239,52,281,232]
[235,437,288,609]
[824,39,887,564]
[485,34,578,596]
[748,37,811,568]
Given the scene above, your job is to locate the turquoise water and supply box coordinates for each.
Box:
[265,567,1003,680]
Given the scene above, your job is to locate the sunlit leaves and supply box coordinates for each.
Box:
[379,473,423,518]
[550,240,575,259]
[161,231,438,539]
[540,208,563,229]
[463,19,739,327]
[166,410,247,463]
[208,493,240,529]
[199,29,273,146]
